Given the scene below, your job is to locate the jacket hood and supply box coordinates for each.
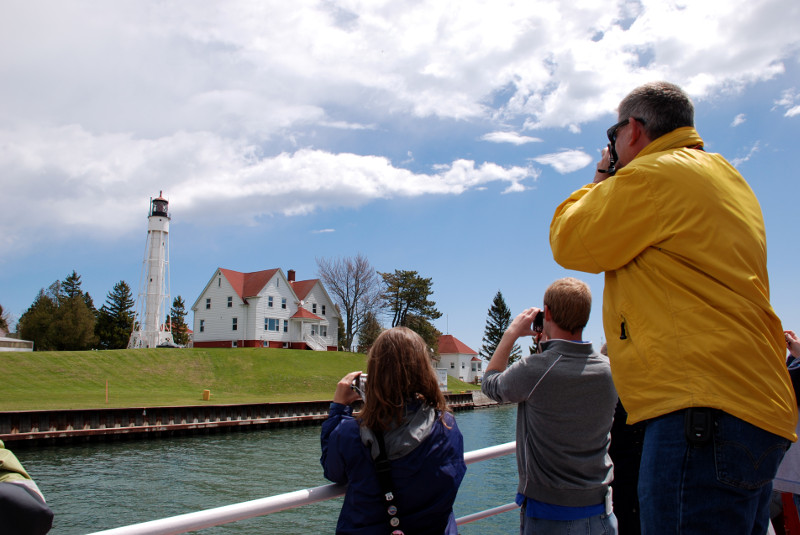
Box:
[360,403,437,460]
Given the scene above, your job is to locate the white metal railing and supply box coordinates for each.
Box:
[87,441,517,535]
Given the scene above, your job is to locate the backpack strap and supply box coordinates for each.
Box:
[373,429,404,534]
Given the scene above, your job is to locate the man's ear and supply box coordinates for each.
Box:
[628,116,646,146]
[544,305,552,321]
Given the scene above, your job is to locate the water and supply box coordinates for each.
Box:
[17,404,519,534]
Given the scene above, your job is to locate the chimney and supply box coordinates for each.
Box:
[288,269,296,282]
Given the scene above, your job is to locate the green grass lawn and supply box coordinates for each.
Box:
[0,347,480,411]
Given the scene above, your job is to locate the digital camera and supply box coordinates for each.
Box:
[532,311,544,333]
[351,374,367,395]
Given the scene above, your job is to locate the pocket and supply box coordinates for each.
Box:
[714,413,789,490]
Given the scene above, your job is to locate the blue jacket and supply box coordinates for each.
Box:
[320,403,466,535]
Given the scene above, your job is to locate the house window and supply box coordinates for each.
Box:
[461,362,465,369]
[199,320,205,333]
[450,362,455,369]
[232,341,238,348]
[471,362,477,371]
[281,298,287,309]
[227,296,232,308]
[312,303,317,314]
[320,325,327,337]
[206,298,211,309]
[268,296,274,308]
[322,305,326,315]
[232,317,238,331]
[283,320,288,333]
[218,277,221,287]
[265,318,280,332]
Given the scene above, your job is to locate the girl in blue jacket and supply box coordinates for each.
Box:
[320,327,466,535]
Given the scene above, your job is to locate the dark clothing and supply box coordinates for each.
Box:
[320,402,466,535]
[608,400,645,535]
[0,483,54,535]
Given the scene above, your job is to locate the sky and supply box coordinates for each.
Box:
[1,0,799,356]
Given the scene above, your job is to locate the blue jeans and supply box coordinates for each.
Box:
[638,410,789,534]
[519,504,617,534]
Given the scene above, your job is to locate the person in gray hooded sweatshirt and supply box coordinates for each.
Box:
[482,277,617,535]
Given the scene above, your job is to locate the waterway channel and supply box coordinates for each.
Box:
[17,404,519,534]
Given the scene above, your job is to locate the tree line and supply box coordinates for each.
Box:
[317,254,518,361]
[4,259,517,360]
[5,271,189,351]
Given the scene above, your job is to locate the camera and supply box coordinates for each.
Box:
[532,311,543,333]
[351,374,367,395]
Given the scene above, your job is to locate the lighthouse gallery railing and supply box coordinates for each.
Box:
[87,441,518,535]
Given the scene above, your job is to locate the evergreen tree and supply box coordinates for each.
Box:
[96,281,136,349]
[479,291,520,364]
[52,272,97,350]
[170,296,189,346]
[356,310,383,353]
[18,284,60,351]
[379,270,442,329]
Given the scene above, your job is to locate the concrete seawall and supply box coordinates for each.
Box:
[0,392,481,447]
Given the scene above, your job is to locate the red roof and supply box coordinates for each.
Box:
[219,268,279,299]
[438,335,477,355]
[292,308,323,321]
[290,279,317,300]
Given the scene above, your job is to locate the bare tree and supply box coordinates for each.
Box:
[317,254,381,351]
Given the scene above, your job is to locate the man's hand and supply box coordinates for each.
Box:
[786,330,800,358]
[487,307,543,373]
[594,146,613,184]
[508,307,542,339]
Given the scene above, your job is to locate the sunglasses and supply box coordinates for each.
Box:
[607,117,646,144]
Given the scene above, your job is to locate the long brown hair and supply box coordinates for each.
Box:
[358,327,450,431]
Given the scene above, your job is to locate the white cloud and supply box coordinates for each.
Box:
[730,141,761,167]
[481,131,543,145]
[0,125,535,255]
[532,150,593,174]
[731,114,747,127]
[1,0,799,256]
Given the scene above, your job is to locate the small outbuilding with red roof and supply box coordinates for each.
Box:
[438,334,483,383]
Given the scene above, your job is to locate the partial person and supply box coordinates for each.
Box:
[482,277,618,534]
[601,343,644,535]
[550,80,797,534]
[320,326,466,535]
[0,440,54,535]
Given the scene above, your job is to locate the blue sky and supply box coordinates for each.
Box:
[1,0,799,356]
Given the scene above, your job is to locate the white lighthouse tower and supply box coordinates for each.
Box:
[128,192,175,348]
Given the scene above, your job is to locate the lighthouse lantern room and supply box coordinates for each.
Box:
[128,191,176,348]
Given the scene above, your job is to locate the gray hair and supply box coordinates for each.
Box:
[618,81,694,140]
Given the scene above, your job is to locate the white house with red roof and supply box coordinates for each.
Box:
[438,334,483,383]
[191,268,339,351]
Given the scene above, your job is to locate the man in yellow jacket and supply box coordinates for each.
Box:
[550,81,797,534]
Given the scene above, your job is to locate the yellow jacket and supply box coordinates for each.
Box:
[550,127,797,441]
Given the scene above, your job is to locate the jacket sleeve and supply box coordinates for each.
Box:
[550,169,663,273]
[320,403,353,485]
[481,354,557,404]
[0,483,54,535]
